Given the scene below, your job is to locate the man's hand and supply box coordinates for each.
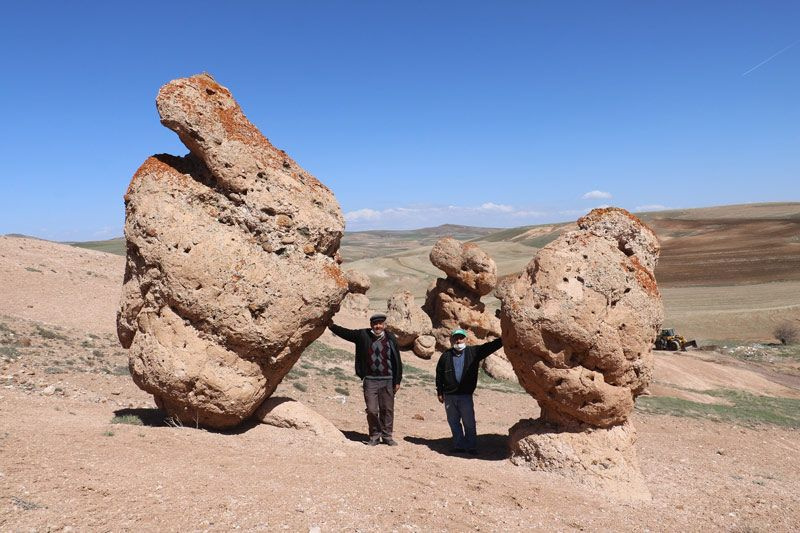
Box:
[437,394,444,403]
[394,383,401,394]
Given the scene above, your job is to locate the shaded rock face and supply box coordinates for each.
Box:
[496,208,663,428]
[497,207,663,497]
[117,74,348,429]
[385,290,433,349]
[423,238,501,352]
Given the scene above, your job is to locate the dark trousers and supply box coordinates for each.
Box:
[363,378,394,438]
[444,394,476,450]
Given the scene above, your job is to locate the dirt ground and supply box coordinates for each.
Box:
[2,233,800,531]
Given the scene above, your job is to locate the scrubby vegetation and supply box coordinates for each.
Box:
[636,389,800,428]
[774,321,799,345]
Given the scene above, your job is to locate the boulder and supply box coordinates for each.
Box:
[344,269,370,294]
[429,237,497,296]
[255,397,346,442]
[118,74,348,429]
[481,350,518,382]
[496,207,663,427]
[385,290,433,349]
[412,335,436,359]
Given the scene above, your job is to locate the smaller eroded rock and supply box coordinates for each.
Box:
[254,397,346,442]
[385,290,433,349]
[412,335,436,359]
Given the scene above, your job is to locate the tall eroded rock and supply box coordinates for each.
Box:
[117,74,348,428]
[496,208,663,498]
[423,238,506,369]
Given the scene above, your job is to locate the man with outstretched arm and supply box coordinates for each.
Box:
[329,313,403,446]
[435,329,503,455]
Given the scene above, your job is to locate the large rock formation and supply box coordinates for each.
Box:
[423,238,501,350]
[117,74,348,429]
[496,208,663,498]
[422,237,510,373]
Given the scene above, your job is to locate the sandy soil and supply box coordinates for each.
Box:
[2,334,799,532]
[0,236,124,335]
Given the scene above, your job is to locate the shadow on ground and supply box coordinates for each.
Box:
[112,407,166,427]
[112,408,263,434]
[404,433,510,461]
[342,430,369,443]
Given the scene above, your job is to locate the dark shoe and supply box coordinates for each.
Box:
[382,437,398,446]
[467,449,479,455]
[450,447,465,454]
[366,437,380,446]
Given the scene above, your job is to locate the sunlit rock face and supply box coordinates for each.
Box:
[497,208,663,498]
[118,74,347,428]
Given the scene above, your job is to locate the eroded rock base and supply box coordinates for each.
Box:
[509,418,651,501]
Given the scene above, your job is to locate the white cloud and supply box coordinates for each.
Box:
[343,202,548,229]
[343,208,382,222]
[634,204,668,212]
[581,190,612,200]
[478,202,515,213]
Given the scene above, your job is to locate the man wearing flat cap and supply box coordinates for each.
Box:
[329,313,403,446]
[435,329,502,454]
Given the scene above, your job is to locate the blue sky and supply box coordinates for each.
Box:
[1,1,798,240]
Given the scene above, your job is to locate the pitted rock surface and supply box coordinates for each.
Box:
[509,419,650,501]
[118,74,348,429]
[429,237,497,296]
[496,207,663,428]
[385,290,433,349]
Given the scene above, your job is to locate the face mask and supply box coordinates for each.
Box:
[454,342,466,351]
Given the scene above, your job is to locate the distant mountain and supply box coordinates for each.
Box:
[340,224,501,262]
[63,202,800,287]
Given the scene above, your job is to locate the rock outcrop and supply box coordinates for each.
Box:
[423,238,501,349]
[496,207,663,498]
[117,74,348,429]
[423,238,506,374]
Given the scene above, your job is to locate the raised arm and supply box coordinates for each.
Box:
[328,323,359,343]
[475,337,503,361]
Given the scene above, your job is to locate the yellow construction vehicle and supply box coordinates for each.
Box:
[654,328,697,351]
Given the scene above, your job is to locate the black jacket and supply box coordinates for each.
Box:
[435,338,502,395]
[328,324,403,386]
